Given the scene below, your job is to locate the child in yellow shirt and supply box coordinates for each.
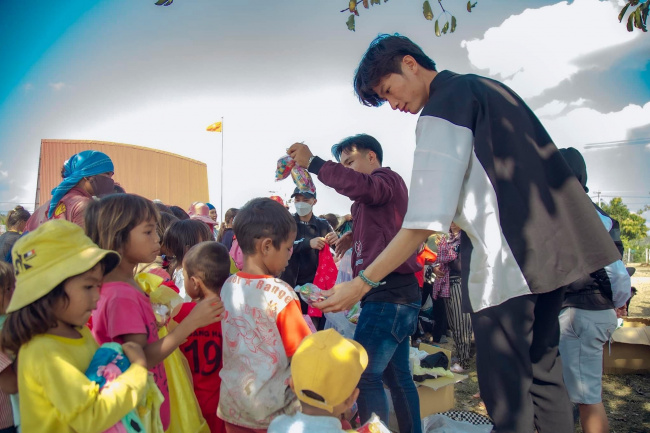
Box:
[0,219,149,433]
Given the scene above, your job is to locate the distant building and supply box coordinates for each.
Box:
[35,139,209,211]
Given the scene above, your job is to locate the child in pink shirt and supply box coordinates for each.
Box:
[86,194,224,430]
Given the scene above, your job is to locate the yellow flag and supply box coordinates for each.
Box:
[206,121,222,132]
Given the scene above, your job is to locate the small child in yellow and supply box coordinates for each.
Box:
[0,219,148,433]
[268,329,368,433]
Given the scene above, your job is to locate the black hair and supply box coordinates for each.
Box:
[157,211,179,244]
[233,198,296,255]
[6,206,31,229]
[354,33,437,107]
[154,202,172,215]
[319,213,339,231]
[331,134,384,165]
[183,241,231,293]
[1,282,68,355]
[169,205,190,220]
[162,219,213,276]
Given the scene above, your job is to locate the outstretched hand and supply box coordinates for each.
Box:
[313,277,369,313]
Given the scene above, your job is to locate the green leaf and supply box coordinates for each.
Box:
[423,1,434,21]
[634,7,642,29]
[442,21,449,34]
[627,12,634,31]
[467,1,472,12]
[435,19,441,37]
[618,4,630,22]
[154,0,166,4]
[346,14,356,31]
[451,15,457,32]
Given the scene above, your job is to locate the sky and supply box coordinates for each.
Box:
[1,0,649,222]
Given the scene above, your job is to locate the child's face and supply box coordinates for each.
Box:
[124,218,160,264]
[55,264,103,327]
[263,232,296,277]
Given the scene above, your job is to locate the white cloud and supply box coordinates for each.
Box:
[23,83,34,91]
[535,100,568,117]
[49,82,65,91]
[461,0,638,98]
[541,101,650,148]
[0,171,7,178]
[570,98,587,107]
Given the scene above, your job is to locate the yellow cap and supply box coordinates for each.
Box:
[7,219,120,313]
[291,329,368,412]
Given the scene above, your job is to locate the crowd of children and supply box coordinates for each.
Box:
[0,190,387,433]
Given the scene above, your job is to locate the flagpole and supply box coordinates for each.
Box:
[220,116,224,226]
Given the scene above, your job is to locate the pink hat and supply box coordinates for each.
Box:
[190,214,217,229]
[188,202,210,217]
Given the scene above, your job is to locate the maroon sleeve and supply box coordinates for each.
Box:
[316,161,395,206]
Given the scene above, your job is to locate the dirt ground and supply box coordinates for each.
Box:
[441,263,650,433]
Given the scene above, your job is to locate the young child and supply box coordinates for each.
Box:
[172,241,231,433]
[268,329,368,433]
[0,262,17,433]
[218,197,312,433]
[162,219,214,301]
[0,219,148,433]
[85,194,223,431]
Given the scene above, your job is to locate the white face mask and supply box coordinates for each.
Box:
[294,202,312,217]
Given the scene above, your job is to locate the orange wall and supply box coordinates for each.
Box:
[36,139,210,211]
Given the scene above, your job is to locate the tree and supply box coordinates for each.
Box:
[153,0,647,34]
[619,0,649,33]
[600,197,649,245]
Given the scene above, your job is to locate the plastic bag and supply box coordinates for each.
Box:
[290,165,316,193]
[355,413,391,432]
[275,155,295,181]
[309,248,338,317]
[295,283,327,306]
[159,327,210,433]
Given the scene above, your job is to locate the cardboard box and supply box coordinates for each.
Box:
[603,317,650,374]
[416,343,468,417]
[387,344,467,431]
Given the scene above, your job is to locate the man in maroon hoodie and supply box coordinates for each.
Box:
[288,134,423,433]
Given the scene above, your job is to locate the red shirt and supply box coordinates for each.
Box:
[415,245,437,287]
[175,302,225,433]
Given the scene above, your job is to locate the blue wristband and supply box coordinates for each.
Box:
[358,270,384,288]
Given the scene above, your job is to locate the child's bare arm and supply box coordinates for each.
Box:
[122,297,224,369]
[0,364,18,394]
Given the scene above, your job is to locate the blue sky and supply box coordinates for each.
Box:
[1,0,649,220]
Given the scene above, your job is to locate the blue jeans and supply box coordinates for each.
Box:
[353,301,422,433]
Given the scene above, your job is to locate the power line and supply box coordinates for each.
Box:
[583,137,650,149]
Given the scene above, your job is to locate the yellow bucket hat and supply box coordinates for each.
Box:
[7,219,120,313]
[291,329,368,412]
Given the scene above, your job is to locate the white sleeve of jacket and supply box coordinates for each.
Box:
[605,260,631,308]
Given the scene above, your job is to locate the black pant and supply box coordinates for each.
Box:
[471,288,573,433]
[431,293,448,343]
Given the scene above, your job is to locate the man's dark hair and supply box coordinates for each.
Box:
[354,33,436,107]
[169,205,190,220]
[184,241,231,293]
[331,134,383,165]
[233,198,296,255]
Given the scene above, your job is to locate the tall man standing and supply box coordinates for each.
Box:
[316,35,621,433]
